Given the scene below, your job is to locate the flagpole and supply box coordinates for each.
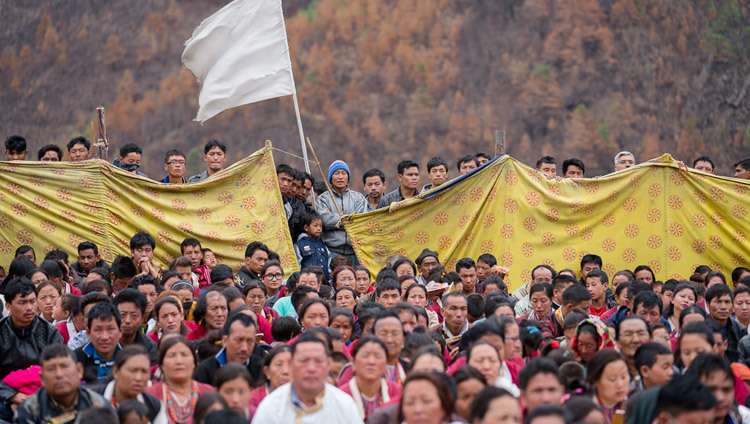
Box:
[292,94,311,174]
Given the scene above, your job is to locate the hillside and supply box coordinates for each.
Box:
[1,0,748,182]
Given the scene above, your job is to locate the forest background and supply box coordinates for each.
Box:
[1,0,749,182]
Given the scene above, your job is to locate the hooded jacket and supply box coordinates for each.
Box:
[314,188,366,252]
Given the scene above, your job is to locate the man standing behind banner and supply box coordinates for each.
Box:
[188,140,227,182]
[315,161,366,265]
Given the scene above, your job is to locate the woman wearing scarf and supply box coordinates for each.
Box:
[570,318,615,366]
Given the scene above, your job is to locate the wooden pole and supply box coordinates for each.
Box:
[89,121,96,160]
[96,106,109,161]
[305,137,345,220]
[494,129,506,156]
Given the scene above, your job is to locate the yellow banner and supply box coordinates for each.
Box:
[0,145,298,274]
[344,154,750,288]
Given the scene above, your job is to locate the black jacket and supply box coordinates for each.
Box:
[71,259,110,277]
[193,346,265,387]
[128,331,158,365]
[0,315,63,402]
[725,317,747,363]
[737,330,750,367]
[288,197,312,241]
[236,266,261,287]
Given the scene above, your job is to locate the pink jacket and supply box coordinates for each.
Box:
[2,365,41,395]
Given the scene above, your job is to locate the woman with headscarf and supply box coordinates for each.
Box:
[571,318,615,366]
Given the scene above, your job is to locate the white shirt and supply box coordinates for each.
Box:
[252,383,362,424]
[64,317,80,341]
[146,317,156,334]
[495,361,521,397]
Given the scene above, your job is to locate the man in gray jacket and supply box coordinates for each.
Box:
[315,160,366,264]
[378,160,420,208]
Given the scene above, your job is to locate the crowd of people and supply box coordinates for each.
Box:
[1,133,750,424]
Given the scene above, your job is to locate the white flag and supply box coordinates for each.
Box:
[182,0,296,123]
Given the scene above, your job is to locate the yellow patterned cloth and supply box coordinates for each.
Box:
[0,145,298,273]
[343,154,750,289]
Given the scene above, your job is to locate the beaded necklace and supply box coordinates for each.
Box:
[109,382,127,409]
[386,362,405,384]
[109,394,119,409]
[163,381,199,424]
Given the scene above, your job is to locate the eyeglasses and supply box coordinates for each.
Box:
[264,273,283,280]
[504,336,520,342]
[167,160,186,166]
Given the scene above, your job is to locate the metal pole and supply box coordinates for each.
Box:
[292,93,311,174]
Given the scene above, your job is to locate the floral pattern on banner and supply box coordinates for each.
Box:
[343,154,750,289]
[0,145,297,274]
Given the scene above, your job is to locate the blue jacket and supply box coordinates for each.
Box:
[295,234,331,280]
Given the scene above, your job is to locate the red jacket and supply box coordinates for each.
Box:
[600,306,618,321]
[55,320,79,345]
[426,301,443,323]
[256,314,274,344]
[186,324,208,341]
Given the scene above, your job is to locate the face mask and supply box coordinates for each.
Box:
[183,301,193,315]
[117,161,140,172]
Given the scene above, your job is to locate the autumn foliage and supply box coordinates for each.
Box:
[1,0,748,180]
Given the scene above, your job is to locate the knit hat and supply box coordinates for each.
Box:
[415,248,439,266]
[327,160,350,183]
